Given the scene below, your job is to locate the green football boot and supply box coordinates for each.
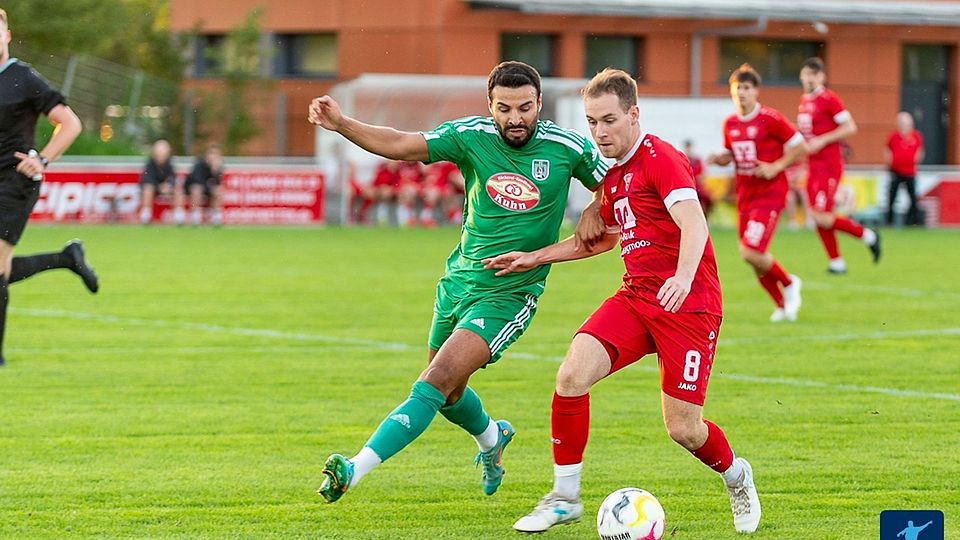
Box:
[317,453,355,503]
[474,419,515,496]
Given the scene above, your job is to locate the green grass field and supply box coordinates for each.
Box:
[1,224,957,539]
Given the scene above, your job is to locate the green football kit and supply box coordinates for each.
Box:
[319,115,607,503]
[423,116,607,362]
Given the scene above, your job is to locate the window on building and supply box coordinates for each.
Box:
[501,33,556,77]
[274,34,338,78]
[195,34,226,77]
[902,44,949,83]
[719,38,823,85]
[585,35,644,80]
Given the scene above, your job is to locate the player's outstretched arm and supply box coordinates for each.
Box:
[482,233,618,276]
[658,199,708,313]
[308,95,429,162]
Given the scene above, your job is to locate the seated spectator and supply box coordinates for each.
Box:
[181,143,224,226]
[395,161,425,227]
[423,161,465,226]
[139,139,177,225]
[369,160,401,225]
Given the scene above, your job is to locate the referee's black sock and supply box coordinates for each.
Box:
[9,251,70,284]
[0,275,8,366]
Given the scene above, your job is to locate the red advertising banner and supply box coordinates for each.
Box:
[32,168,325,224]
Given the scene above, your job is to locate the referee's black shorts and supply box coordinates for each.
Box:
[0,168,42,245]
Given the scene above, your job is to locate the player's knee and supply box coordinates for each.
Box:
[663,417,702,450]
[738,244,760,264]
[811,211,833,227]
[555,362,593,396]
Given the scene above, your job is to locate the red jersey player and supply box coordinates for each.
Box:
[798,57,880,273]
[708,64,807,322]
[484,68,761,535]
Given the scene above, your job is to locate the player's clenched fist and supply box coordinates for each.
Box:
[308,96,343,131]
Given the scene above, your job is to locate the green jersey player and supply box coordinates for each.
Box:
[308,61,607,503]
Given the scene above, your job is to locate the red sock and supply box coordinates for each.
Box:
[552,393,590,465]
[767,260,792,287]
[833,216,864,238]
[816,226,841,259]
[358,199,373,222]
[757,271,784,307]
[690,420,734,473]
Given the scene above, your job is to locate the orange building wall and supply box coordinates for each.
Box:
[172,0,960,162]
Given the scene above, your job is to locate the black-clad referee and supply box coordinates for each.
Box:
[0,8,99,366]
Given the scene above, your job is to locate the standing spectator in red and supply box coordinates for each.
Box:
[884,112,924,226]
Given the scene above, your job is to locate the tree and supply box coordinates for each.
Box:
[194,8,270,154]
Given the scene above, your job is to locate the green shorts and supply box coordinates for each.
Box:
[428,278,540,364]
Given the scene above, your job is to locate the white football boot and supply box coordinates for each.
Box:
[782,275,803,322]
[769,307,786,322]
[513,492,583,532]
[725,458,761,533]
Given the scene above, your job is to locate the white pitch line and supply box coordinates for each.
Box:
[10,307,412,350]
[721,327,960,345]
[804,280,960,301]
[11,307,960,402]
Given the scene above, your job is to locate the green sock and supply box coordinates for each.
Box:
[439,386,491,436]
[365,380,446,462]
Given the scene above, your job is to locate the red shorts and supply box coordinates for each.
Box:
[577,289,722,406]
[737,206,781,252]
[806,160,843,212]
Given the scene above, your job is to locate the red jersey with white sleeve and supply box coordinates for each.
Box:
[723,105,804,211]
[797,87,850,167]
[599,133,723,317]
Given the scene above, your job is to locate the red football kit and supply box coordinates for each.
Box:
[723,104,804,251]
[798,87,851,211]
[578,133,722,406]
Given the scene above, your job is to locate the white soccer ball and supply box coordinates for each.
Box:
[596,487,665,540]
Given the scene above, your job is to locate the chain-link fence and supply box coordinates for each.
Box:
[18,46,179,149]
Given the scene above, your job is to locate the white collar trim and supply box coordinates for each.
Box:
[617,131,648,166]
[738,103,761,122]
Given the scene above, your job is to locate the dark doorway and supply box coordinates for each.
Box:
[901,44,950,165]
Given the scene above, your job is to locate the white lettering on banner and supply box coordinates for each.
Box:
[34,169,325,224]
[37,182,140,220]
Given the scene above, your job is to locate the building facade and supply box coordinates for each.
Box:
[171,0,960,164]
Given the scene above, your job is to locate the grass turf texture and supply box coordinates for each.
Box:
[1,224,957,539]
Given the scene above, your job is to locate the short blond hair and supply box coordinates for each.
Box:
[582,68,638,112]
[0,9,7,28]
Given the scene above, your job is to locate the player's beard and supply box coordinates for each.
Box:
[497,120,535,148]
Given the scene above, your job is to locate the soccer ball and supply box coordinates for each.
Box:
[596,488,665,540]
